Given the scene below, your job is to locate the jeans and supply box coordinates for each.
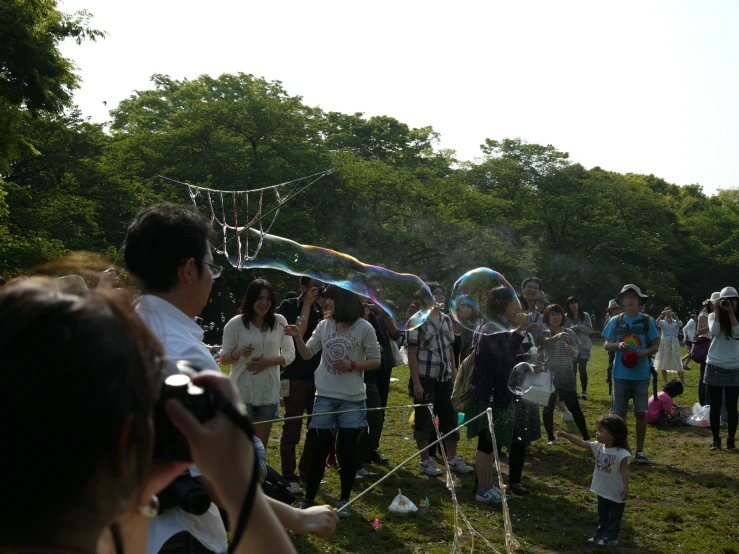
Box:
[596,495,626,541]
[279,380,316,480]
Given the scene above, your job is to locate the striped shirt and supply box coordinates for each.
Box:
[407,312,455,381]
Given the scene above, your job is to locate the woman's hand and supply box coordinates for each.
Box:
[234,344,255,359]
[247,355,269,374]
[332,359,353,372]
[283,324,301,337]
[294,505,340,538]
[166,371,255,515]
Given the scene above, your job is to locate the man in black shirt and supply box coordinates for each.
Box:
[278,276,325,494]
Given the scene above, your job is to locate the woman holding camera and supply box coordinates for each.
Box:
[221,279,295,448]
[0,277,294,553]
[705,287,739,451]
[285,284,381,517]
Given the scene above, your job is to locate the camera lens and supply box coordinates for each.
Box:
[721,299,730,307]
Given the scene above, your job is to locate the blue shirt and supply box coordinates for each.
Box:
[602,313,659,380]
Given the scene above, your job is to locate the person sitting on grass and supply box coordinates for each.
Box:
[647,379,685,425]
[557,415,631,548]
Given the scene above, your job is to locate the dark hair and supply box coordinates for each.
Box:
[284,291,299,300]
[663,379,684,398]
[0,276,6,287]
[485,286,517,318]
[426,281,444,294]
[517,293,529,310]
[0,277,163,541]
[326,284,363,323]
[239,279,277,331]
[566,296,585,322]
[542,304,565,326]
[597,414,630,452]
[300,276,312,287]
[124,202,216,293]
[718,298,739,339]
[521,276,542,292]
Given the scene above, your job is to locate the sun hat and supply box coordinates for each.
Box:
[606,299,620,313]
[719,287,739,299]
[616,284,647,306]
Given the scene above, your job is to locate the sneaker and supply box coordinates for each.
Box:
[285,481,303,495]
[711,440,722,451]
[475,487,503,503]
[562,411,574,422]
[587,535,601,543]
[547,439,558,446]
[448,455,475,474]
[356,467,379,479]
[419,457,444,476]
[336,499,352,518]
[368,450,389,464]
[296,498,316,509]
[727,439,737,452]
[491,485,512,500]
[580,391,588,400]
[635,451,650,464]
[596,538,619,547]
[508,483,530,495]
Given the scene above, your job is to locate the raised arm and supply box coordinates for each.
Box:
[556,428,591,450]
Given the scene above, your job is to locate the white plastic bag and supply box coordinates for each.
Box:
[388,489,418,513]
[686,402,710,427]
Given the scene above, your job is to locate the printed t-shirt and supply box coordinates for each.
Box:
[589,442,631,503]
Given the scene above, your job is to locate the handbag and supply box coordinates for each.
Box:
[690,336,710,364]
[390,339,405,368]
[520,370,555,406]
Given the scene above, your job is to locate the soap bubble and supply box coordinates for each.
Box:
[209,322,215,330]
[234,228,433,331]
[449,268,522,335]
[507,362,535,396]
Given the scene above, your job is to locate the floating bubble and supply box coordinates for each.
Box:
[234,229,434,331]
[208,299,212,304]
[218,292,221,297]
[507,362,535,396]
[209,322,215,330]
[449,268,522,335]
[229,293,234,299]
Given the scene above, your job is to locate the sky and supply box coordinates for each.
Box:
[59,0,739,195]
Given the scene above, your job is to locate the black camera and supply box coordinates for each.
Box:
[157,473,212,515]
[153,359,218,462]
[317,286,326,298]
[721,299,731,307]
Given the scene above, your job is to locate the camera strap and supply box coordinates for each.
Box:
[215,395,260,554]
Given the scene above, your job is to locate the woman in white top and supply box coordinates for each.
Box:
[565,296,594,400]
[221,279,295,447]
[705,287,739,451]
[654,307,684,385]
[285,284,381,517]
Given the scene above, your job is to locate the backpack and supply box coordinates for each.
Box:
[451,348,476,412]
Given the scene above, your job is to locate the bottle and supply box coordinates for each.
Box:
[419,499,426,515]
[425,496,430,514]
[529,346,538,365]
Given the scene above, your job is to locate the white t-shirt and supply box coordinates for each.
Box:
[221,314,295,406]
[589,441,631,503]
[706,312,739,368]
[135,295,228,554]
[682,319,696,342]
[306,318,381,402]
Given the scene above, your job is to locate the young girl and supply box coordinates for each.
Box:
[654,307,685,385]
[564,296,594,400]
[220,279,295,447]
[557,415,631,547]
[285,285,381,516]
[540,304,590,445]
[647,379,685,425]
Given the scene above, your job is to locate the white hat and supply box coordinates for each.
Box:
[606,299,620,312]
[720,287,739,299]
[616,284,647,305]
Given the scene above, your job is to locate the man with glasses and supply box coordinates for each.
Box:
[408,281,474,476]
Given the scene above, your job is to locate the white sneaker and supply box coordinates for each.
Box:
[491,485,512,500]
[475,487,503,503]
[448,455,475,474]
[355,467,379,479]
[419,457,444,476]
[562,411,574,422]
[286,481,303,495]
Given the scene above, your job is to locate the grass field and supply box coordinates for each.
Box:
[254,342,739,553]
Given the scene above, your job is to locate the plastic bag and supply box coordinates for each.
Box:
[388,489,418,513]
[686,402,710,427]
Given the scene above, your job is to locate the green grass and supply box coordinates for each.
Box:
[256,342,739,553]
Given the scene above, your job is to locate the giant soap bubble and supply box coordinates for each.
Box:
[234,228,433,331]
[449,268,522,335]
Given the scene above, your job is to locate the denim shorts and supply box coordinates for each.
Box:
[612,378,650,413]
[310,395,367,429]
[246,403,279,419]
[704,364,739,387]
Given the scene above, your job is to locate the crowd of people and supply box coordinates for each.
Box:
[1,201,738,552]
